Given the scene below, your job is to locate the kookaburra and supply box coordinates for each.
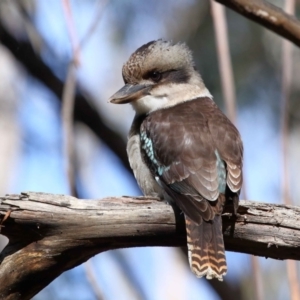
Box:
[109,40,243,281]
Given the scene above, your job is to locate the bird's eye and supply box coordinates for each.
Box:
[148,71,162,82]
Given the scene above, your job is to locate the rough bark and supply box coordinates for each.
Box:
[216,0,300,47]
[1,192,300,299]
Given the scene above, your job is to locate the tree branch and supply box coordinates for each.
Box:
[216,0,300,47]
[0,192,300,299]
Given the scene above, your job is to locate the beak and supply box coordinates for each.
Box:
[109,84,151,104]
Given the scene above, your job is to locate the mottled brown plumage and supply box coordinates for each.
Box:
[140,98,242,224]
[109,40,243,281]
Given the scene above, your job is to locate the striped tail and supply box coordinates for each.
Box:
[185,215,227,281]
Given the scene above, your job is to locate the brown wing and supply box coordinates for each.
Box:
[141,97,240,224]
[207,101,243,193]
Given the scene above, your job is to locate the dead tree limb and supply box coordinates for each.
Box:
[216,0,300,47]
[1,192,300,299]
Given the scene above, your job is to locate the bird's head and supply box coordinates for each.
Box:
[109,40,212,115]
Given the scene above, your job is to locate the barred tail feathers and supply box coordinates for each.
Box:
[185,215,227,281]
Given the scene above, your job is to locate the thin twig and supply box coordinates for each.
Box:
[61,62,77,197]
[281,0,294,207]
[249,254,264,300]
[85,260,104,300]
[210,1,236,121]
[60,0,109,198]
[62,0,108,64]
[281,1,300,299]
[210,2,264,299]
[61,0,81,197]
[61,0,81,66]
[79,0,109,49]
[14,0,46,55]
[286,260,300,300]
[215,0,300,48]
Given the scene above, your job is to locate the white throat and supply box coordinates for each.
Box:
[131,83,212,115]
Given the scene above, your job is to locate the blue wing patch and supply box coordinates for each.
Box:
[140,131,170,176]
[215,150,226,194]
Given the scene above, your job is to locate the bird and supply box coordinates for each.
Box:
[109,40,243,281]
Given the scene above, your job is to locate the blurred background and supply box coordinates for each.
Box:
[0,0,300,299]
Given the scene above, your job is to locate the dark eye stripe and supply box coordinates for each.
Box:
[162,69,190,84]
[143,68,190,84]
